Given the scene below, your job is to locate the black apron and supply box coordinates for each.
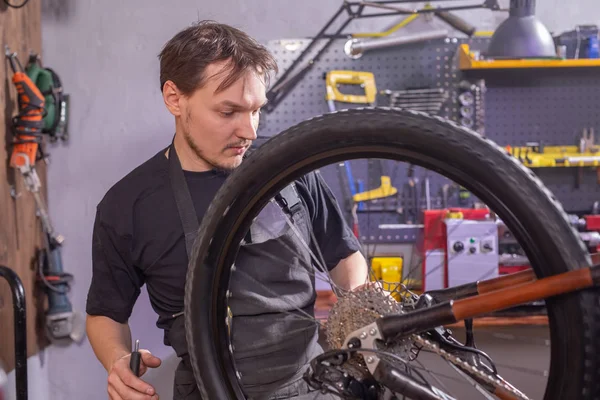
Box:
[166,143,331,400]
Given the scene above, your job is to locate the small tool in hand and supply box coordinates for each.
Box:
[130,339,141,377]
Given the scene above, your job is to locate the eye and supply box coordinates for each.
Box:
[252,108,261,116]
[220,111,234,118]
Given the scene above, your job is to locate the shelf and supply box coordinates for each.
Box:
[458,44,600,70]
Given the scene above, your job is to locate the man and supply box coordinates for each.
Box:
[86,20,369,400]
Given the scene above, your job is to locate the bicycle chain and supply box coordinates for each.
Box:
[412,334,530,400]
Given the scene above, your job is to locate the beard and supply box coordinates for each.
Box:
[182,111,244,173]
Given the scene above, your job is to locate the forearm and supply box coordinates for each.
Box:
[329,250,369,291]
[86,314,133,372]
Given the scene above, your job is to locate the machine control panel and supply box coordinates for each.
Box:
[445,219,499,288]
[450,235,496,255]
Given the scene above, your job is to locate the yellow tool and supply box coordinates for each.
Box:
[506,140,600,168]
[370,257,423,300]
[325,70,377,110]
[446,210,465,219]
[371,257,403,300]
[353,176,398,202]
[371,257,402,280]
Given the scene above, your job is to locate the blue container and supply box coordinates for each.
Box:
[587,35,599,58]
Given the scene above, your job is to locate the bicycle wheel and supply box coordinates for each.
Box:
[184,108,600,400]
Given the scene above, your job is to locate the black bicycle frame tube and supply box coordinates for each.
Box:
[373,360,447,400]
[0,265,28,400]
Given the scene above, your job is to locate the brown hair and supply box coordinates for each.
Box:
[158,20,278,95]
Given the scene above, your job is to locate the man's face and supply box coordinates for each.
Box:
[170,61,268,171]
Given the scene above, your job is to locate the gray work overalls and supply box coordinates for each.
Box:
[166,143,338,400]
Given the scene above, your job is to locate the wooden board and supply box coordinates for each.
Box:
[0,0,45,374]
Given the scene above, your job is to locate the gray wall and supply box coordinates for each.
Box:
[5,1,599,399]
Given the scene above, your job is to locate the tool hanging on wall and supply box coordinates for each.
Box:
[577,128,597,187]
[506,135,600,168]
[507,129,600,188]
[458,79,486,135]
[264,0,504,113]
[401,165,420,224]
[382,88,449,115]
[325,70,377,111]
[4,46,83,344]
[25,53,70,143]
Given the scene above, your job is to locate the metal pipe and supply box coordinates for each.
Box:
[384,88,445,95]
[345,29,448,58]
[390,102,444,108]
[389,94,448,100]
[0,265,27,400]
[391,99,446,104]
[564,156,600,164]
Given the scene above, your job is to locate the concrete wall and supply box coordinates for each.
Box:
[4,0,599,399]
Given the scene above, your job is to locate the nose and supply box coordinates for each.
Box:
[237,113,258,141]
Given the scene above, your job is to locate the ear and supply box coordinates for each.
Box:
[162,80,184,117]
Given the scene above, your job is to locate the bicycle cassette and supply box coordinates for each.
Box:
[325,285,413,378]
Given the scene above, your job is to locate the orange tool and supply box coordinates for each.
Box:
[5,46,45,168]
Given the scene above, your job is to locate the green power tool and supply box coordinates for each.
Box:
[25,53,69,143]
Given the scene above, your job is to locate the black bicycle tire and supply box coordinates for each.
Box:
[184,108,600,400]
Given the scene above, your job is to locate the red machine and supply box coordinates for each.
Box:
[421,208,531,291]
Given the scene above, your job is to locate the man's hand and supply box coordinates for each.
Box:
[107,350,162,400]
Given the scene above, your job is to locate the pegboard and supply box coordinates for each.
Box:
[260,37,465,135]
[258,35,600,241]
[464,62,600,211]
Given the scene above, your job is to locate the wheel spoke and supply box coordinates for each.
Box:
[414,358,459,397]
[233,267,321,326]
[447,361,497,400]
[249,211,346,293]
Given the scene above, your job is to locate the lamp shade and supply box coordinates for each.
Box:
[486,0,556,59]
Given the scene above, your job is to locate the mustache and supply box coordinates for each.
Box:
[226,141,251,148]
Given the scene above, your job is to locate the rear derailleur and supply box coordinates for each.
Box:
[304,350,381,400]
[416,293,499,378]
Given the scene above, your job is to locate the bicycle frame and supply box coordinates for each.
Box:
[263,0,501,113]
[375,264,600,339]
[336,266,599,400]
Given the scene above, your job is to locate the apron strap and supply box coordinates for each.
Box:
[168,138,302,265]
[168,141,199,261]
[275,183,301,215]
